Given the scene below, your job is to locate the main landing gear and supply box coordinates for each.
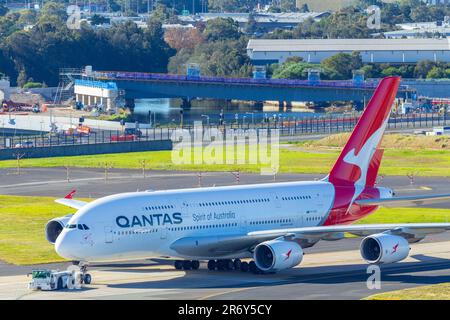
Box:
[208,259,263,274]
[174,260,200,270]
[174,259,264,274]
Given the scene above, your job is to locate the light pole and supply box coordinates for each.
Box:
[246,112,254,125]
[201,114,209,126]
[243,115,247,127]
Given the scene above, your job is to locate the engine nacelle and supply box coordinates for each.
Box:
[360,233,410,264]
[45,214,73,244]
[254,239,303,272]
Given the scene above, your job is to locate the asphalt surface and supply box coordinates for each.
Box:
[1,240,450,300]
[1,167,449,207]
[0,167,450,299]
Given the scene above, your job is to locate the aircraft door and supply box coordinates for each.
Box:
[104,226,113,243]
[274,195,281,208]
[160,227,168,240]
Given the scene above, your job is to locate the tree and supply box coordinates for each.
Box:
[0,4,8,17]
[244,13,258,35]
[280,0,297,12]
[207,0,257,12]
[168,38,252,78]
[414,60,437,78]
[203,18,240,42]
[164,27,204,51]
[90,14,110,26]
[299,4,309,13]
[427,66,446,79]
[321,53,362,80]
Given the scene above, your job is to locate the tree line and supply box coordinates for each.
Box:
[270,54,450,81]
[0,1,174,86]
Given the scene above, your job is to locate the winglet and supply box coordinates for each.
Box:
[65,189,77,199]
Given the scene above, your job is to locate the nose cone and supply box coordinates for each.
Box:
[55,231,80,260]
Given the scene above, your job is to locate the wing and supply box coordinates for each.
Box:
[55,198,88,210]
[170,223,450,257]
[248,223,450,239]
[355,193,450,207]
[54,189,87,210]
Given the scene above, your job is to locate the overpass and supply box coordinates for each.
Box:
[80,71,415,109]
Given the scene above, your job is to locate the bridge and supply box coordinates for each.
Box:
[77,71,416,109]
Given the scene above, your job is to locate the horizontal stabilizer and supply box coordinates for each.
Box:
[355,193,450,208]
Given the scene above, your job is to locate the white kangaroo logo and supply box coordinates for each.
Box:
[343,119,388,207]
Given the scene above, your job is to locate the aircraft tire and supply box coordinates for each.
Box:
[240,261,249,272]
[249,261,257,273]
[57,277,63,290]
[84,274,92,284]
[225,259,234,270]
[207,260,216,270]
[182,260,192,270]
[191,260,200,270]
[233,259,241,270]
[216,260,225,271]
[174,260,183,270]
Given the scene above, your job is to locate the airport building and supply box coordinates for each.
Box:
[246,38,450,65]
[381,20,450,38]
[177,12,330,31]
[295,0,356,12]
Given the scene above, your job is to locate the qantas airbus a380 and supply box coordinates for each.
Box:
[46,77,450,282]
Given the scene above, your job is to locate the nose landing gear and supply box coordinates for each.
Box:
[72,261,92,285]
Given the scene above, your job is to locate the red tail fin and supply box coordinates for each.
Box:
[328,76,400,187]
[366,149,384,187]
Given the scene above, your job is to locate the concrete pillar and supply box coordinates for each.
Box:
[181,98,192,110]
[254,101,264,109]
[278,101,284,111]
[125,98,135,111]
[285,101,293,110]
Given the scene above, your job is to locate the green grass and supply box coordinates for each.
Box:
[364,283,450,300]
[1,194,450,265]
[0,195,75,265]
[0,146,449,176]
[356,207,450,224]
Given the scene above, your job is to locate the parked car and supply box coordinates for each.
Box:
[15,141,34,148]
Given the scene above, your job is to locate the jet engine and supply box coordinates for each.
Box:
[360,233,410,264]
[45,214,73,244]
[254,239,303,272]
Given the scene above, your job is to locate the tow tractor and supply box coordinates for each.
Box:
[27,269,71,291]
[27,267,92,291]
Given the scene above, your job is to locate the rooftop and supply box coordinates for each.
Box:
[178,12,329,24]
[247,38,450,52]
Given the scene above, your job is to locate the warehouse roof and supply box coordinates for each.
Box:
[247,38,450,52]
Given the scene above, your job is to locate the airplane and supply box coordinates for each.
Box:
[46,76,450,283]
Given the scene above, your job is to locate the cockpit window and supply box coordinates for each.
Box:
[65,223,89,230]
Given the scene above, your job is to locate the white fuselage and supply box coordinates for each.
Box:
[55,181,336,262]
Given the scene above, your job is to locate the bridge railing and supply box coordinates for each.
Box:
[92,71,413,91]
